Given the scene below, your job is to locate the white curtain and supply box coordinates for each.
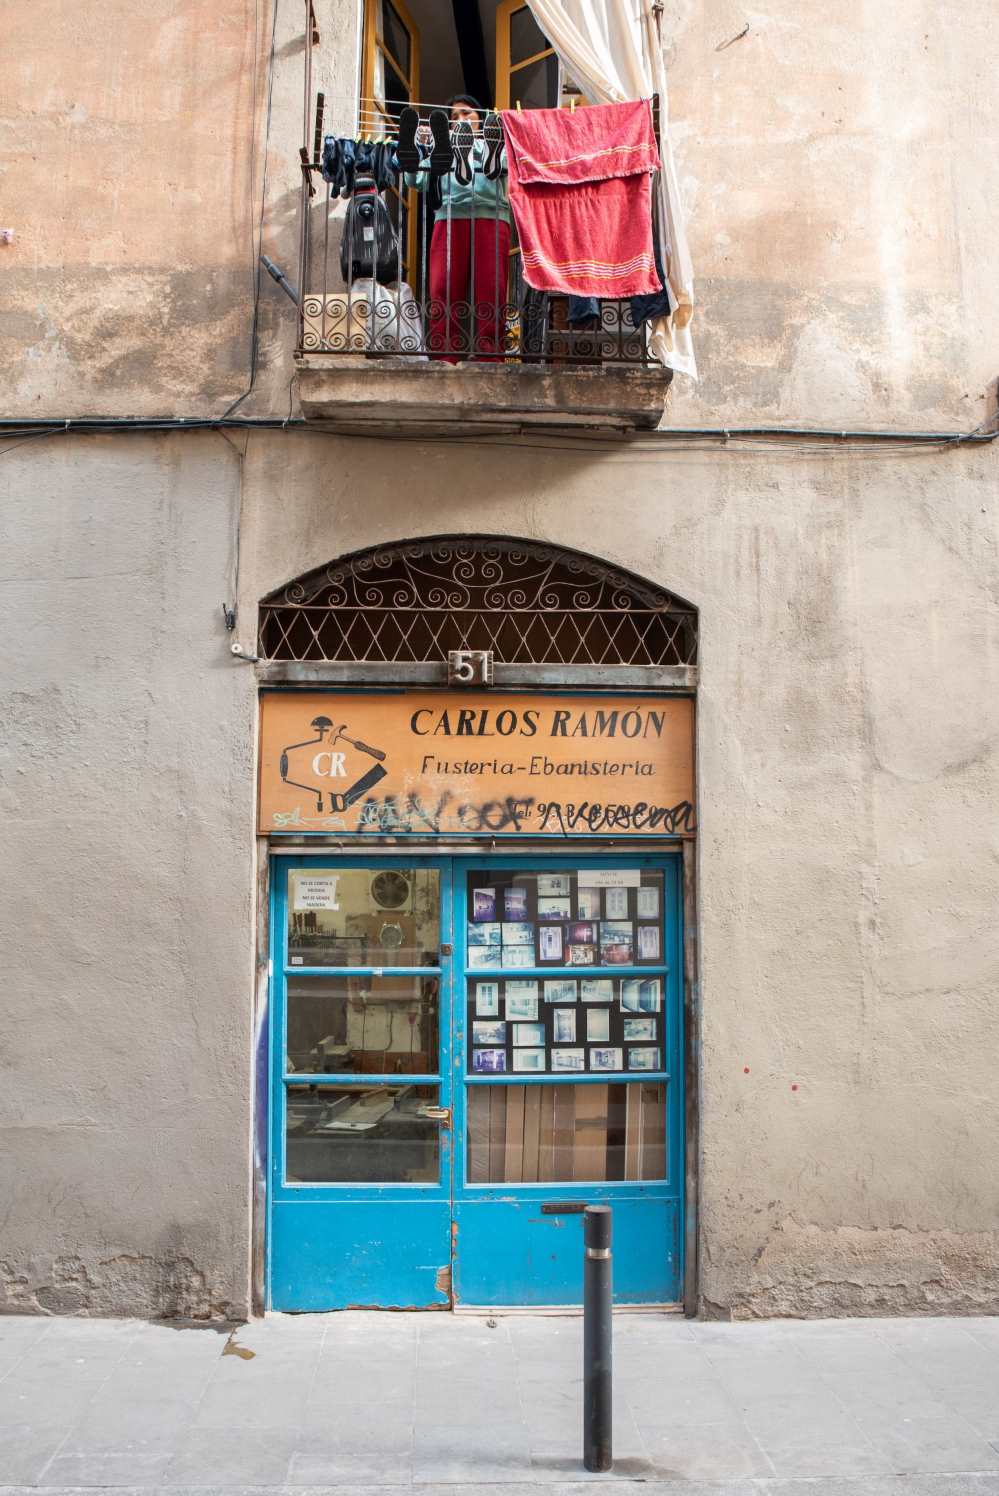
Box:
[525,0,696,378]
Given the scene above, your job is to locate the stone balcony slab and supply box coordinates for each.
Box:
[295,354,671,434]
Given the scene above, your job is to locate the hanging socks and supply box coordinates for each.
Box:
[482,113,504,180]
[396,107,421,172]
[452,120,474,186]
[428,109,453,177]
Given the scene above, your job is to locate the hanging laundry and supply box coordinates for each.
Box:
[501,100,661,300]
[321,135,400,197]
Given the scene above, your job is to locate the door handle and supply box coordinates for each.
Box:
[423,1106,451,1126]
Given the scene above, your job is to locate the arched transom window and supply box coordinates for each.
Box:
[258,537,697,687]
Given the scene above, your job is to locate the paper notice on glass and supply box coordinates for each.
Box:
[577,869,642,888]
[293,875,341,911]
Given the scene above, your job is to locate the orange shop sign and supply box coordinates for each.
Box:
[258,692,695,837]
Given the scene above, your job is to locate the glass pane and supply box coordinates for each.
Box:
[509,52,560,111]
[510,5,548,65]
[380,55,410,122]
[288,868,440,967]
[287,974,439,1075]
[466,869,665,970]
[381,0,411,74]
[466,1083,665,1182]
[467,974,662,1075]
[286,1084,440,1183]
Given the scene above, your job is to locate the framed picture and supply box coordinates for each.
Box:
[621,978,661,1013]
[538,874,571,896]
[553,1008,576,1043]
[538,896,571,920]
[512,1048,546,1073]
[544,979,576,1003]
[627,1047,659,1070]
[577,888,600,920]
[637,924,660,960]
[472,888,497,921]
[505,979,539,1002]
[623,1016,656,1040]
[636,885,660,919]
[504,885,529,920]
[472,1020,506,1046]
[567,943,596,966]
[505,988,539,1020]
[580,978,614,1002]
[568,921,596,945]
[551,1047,585,1072]
[599,921,633,965]
[587,1008,610,1042]
[589,1046,624,1072]
[467,922,501,948]
[539,925,563,962]
[512,1021,546,1047]
[472,1048,506,1073]
[467,945,500,970]
[475,982,499,1016]
[604,887,629,919]
[502,921,535,946]
[502,945,536,968]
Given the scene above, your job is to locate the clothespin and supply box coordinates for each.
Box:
[570,97,576,113]
[516,100,522,111]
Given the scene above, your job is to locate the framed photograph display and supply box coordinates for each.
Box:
[475,982,500,1016]
[505,989,539,1020]
[472,888,497,921]
[504,885,529,920]
[463,869,670,1081]
[637,924,661,961]
[551,1048,585,1072]
[472,1048,506,1073]
[553,1008,576,1043]
[473,1020,506,1046]
[512,1048,546,1073]
[587,1008,611,1042]
[539,925,563,962]
[636,885,660,919]
[604,887,629,919]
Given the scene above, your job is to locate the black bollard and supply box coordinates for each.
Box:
[583,1204,613,1472]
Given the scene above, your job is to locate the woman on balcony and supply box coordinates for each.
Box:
[402,96,511,364]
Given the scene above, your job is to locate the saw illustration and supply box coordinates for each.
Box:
[279,715,388,814]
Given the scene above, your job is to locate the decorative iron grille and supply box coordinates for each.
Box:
[258,539,697,668]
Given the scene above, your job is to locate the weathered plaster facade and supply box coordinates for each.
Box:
[2,0,998,1318]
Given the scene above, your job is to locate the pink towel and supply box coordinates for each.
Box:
[501,99,661,299]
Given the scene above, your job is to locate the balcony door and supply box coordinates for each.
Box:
[268,855,683,1310]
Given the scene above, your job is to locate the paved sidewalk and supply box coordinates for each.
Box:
[1,1311,999,1495]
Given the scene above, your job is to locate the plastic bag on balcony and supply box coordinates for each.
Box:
[302,280,427,357]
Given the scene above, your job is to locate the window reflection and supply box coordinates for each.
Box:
[287,868,440,967]
[286,1084,440,1183]
[287,975,439,1075]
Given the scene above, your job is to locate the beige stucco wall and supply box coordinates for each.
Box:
[2,0,999,1318]
[0,436,257,1318]
[8,428,993,1318]
[3,0,997,428]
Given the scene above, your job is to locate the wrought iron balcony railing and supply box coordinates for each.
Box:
[297,118,659,369]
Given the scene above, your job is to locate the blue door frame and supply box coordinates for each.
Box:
[267,853,684,1310]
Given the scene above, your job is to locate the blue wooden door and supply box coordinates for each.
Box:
[268,855,683,1309]
[268,857,455,1310]
[452,855,684,1306]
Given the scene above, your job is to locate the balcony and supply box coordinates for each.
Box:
[294,132,672,435]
